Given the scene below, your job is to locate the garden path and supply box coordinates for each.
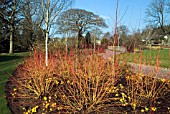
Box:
[100,49,170,79]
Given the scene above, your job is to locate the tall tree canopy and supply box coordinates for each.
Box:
[56,8,108,48]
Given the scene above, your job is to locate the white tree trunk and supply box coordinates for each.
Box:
[65,32,68,52]
[45,0,50,66]
[9,0,16,54]
[9,26,13,54]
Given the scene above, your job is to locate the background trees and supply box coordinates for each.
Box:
[1,0,170,53]
[0,0,74,53]
[56,8,108,48]
[117,25,129,46]
[19,0,44,51]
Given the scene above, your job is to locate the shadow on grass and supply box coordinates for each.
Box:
[0,55,23,63]
[0,52,30,63]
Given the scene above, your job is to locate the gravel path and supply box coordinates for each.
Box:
[100,49,170,79]
[129,62,170,79]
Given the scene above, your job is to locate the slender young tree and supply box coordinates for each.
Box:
[41,0,74,66]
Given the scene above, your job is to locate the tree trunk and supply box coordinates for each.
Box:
[65,32,68,52]
[9,0,16,54]
[9,25,13,54]
[45,27,48,66]
[78,29,83,49]
[45,0,50,66]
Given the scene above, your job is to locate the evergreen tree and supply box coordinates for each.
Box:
[85,32,91,48]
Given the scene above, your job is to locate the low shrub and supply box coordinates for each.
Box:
[5,49,57,114]
[5,49,128,113]
[5,48,170,113]
[115,71,170,113]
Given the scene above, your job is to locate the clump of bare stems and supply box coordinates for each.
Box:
[5,45,170,114]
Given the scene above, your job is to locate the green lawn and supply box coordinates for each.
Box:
[120,49,170,68]
[0,52,29,114]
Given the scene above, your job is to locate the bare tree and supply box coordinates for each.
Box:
[19,0,44,50]
[56,8,108,49]
[0,0,21,53]
[145,0,169,34]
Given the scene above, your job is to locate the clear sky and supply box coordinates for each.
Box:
[74,0,153,34]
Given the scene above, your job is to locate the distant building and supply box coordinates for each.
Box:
[96,40,101,45]
[143,28,170,47]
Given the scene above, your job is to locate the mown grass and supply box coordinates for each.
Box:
[120,49,170,68]
[0,52,29,114]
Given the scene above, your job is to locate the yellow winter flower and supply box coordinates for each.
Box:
[45,103,49,108]
[121,92,127,97]
[54,94,57,98]
[67,80,70,84]
[161,78,166,83]
[52,103,56,107]
[60,80,64,84]
[31,107,36,113]
[13,88,17,91]
[151,107,157,111]
[55,80,59,85]
[132,103,136,110]
[119,84,124,89]
[115,93,119,97]
[141,109,145,112]
[126,76,130,79]
[71,82,74,85]
[57,106,63,110]
[43,96,47,101]
[128,96,131,100]
[120,98,124,103]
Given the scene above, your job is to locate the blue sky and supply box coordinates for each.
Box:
[75,0,153,34]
